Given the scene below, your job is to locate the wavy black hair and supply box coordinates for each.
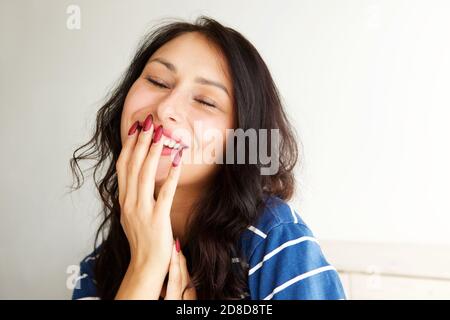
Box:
[70,16,299,299]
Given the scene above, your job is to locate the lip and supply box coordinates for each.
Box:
[161,145,181,156]
[136,118,190,148]
[160,126,189,149]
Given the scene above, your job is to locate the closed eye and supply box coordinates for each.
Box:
[146,77,169,89]
[146,76,216,108]
[195,98,216,108]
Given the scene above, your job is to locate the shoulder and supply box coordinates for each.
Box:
[71,249,100,300]
[239,196,346,300]
[239,195,312,259]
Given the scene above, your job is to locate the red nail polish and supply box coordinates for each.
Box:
[172,148,184,167]
[175,238,181,253]
[153,125,163,143]
[143,114,153,132]
[128,121,139,136]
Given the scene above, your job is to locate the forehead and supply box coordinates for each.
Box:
[149,32,231,86]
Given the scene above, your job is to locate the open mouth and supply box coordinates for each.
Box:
[160,135,187,157]
[162,136,182,150]
[136,120,188,155]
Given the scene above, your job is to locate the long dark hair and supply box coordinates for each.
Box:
[69,16,299,299]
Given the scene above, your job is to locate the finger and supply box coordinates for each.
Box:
[124,114,154,210]
[178,247,188,290]
[138,125,165,208]
[116,120,140,207]
[153,147,184,218]
[178,249,196,300]
[164,241,182,300]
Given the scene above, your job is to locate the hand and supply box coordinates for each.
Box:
[114,115,185,299]
[163,239,197,300]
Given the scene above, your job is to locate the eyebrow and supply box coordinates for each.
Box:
[194,77,230,97]
[147,57,230,97]
[148,57,176,72]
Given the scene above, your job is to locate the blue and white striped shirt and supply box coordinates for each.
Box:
[72,196,345,300]
[239,196,345,299]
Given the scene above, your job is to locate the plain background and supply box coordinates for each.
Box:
[1,0,449,299]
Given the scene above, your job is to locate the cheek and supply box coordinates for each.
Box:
[123,83,155,114]
[121,82,159,139]
[192,114,227,146]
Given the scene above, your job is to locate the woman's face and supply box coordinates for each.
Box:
[121,32,234,188]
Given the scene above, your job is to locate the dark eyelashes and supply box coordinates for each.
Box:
[146,77,169,89]
[146,77,216,108]
[194,99,216,108]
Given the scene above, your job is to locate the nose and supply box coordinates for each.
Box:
[155,90,186,126]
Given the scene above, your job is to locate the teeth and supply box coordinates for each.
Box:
[163,138,179,149]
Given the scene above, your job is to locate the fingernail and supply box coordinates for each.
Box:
[153,125,163,143]
[143,114,153,132]
[175,238,181,253]
[128,121,139,136]
[172,148,184,167]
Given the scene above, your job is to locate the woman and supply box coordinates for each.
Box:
[70,16,345,300]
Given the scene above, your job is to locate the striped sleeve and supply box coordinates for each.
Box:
[71,255,99,300]
[247,222,346,300]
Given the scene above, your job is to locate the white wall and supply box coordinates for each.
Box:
[1,0,449,299]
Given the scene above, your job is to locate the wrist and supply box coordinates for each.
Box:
[114,260,167,300]
[128,257,168,278]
